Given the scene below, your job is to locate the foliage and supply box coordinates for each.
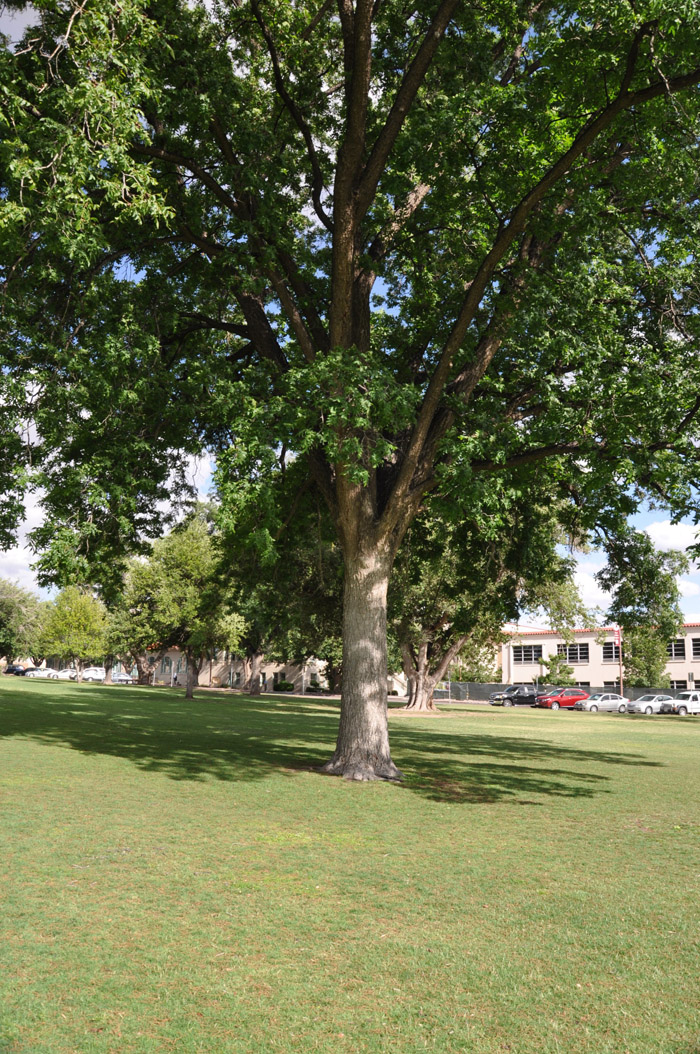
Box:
[389,487,588,704]
[450,641,500,684]
[537,650,577,687]
[107,509,244,687]
[0,577,44,662]
[595,530,687,687]
[39,586,106,673]
[2,1,700,771]
[622,627,673,689]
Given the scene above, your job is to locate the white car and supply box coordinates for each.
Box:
[56,668,77,680]
[573,692,629,713]
[627,694,674,715]
[24,667,59,679]
[111,671,134,684]
[667,690,700,716]
[82,666,106,683]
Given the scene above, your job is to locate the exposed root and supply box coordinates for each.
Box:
[319,756,404,782]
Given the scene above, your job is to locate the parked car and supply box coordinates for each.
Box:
[56,668,77,680]
[536,687,589,710]
[3,664,26,675]
[573,692,629,713]
[82,666,106,683]
[668,690,700,716]
[24,667,59,679]
[490,684,538,706]
[111,671,134,684]
[627,694,674,715]
[535,687,563,705]
[17,667,40,677]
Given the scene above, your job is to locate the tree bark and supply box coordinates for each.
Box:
[402,642,438,712]
[135,653,155,686]
[244,651,263,695]
[321,544,403,780]
[184,652,202,700]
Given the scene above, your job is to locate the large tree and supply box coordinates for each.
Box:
[0,577,44,663]
[39,586,107,680]
[596,529,688,689]
[2,2,700,777]
[108,511,245,698]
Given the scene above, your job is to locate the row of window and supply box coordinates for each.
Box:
[513,639,697,665]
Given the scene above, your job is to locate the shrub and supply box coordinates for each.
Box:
[275,680,295,692]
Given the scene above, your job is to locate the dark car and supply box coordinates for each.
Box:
[3,664,26,675]
[536,687,589,710]
[490,684,538,706]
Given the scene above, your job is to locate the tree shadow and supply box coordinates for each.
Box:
[0,685,663,804]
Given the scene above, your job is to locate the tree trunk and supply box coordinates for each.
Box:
[405,676,438,711]
[244,651,263,695]
[135,653,155,686]
[103,656,114,685]
[321,545,403,781]
[403,643,438,712]
[184,652,201,700]
[400,642,416,707]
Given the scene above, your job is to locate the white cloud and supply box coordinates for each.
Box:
[645,520,699,552]
[0,490,49,597]
[678,577,700,599]
[574,560,611,611]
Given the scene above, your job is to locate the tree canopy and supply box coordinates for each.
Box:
[39,586,107,678]
[2,1,700,776]
[0,576,44,662]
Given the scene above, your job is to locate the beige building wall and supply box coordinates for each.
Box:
[500,623,700,690]
[151,649,326,691]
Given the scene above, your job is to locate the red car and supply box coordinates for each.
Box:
[536,687,589,710]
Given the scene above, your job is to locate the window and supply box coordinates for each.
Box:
[557,643,589,663]
[234,671,241,687]
[667,638,686,660]
[576,682,591,688]
[160,656,171,674]
[692,639,700,659]
[602,642,622,662]
[603,680,620,689]
[512,645,543,664]
[670,679,687,690]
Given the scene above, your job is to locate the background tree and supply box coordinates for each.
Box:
[596,530,688,690]
[39,587,107,681]
[108,511,243,698]
[620,628,673,690]
[390,488,593,710]
[2,2,700,777]
[536,651,576,688]
[0,577,44,664]
[449,642,500,686]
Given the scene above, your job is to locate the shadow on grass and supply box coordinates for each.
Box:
[0,683,663,805]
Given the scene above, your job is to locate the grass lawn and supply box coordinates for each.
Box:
[0,680,698,1054]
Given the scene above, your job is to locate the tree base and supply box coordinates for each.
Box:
[319,755,404,782]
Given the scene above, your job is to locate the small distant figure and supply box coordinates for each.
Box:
[173,673,178,686]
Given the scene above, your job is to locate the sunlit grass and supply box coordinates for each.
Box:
[1,678,699,1053]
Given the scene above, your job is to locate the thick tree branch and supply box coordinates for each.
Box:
[380,54,700,533]
[250,0,333,232]
[356,0,459,218]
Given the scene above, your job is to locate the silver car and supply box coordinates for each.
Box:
[573,692,629,713]
[627,694,674,715]
[24,667,59,679]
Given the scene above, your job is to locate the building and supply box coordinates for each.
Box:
[500,623,700,690]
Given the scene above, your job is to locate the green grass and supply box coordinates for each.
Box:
[1,679,699,1054]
